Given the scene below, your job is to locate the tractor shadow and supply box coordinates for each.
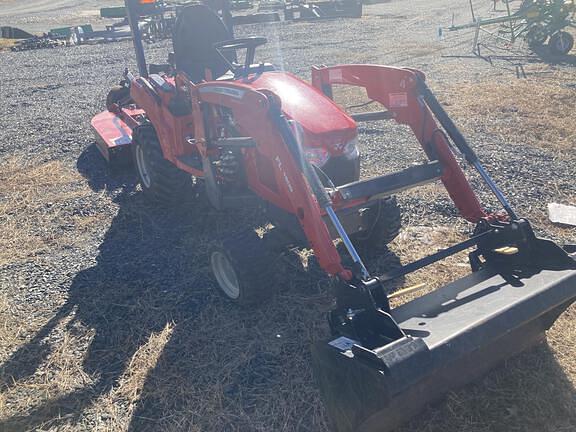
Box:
[0,145,211,430]
[0,144,333,431]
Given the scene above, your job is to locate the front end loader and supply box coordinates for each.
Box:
[91,1,576,430]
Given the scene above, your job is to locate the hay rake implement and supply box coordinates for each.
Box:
[448,0,576,55]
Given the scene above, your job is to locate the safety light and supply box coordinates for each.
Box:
[126,0,157,15]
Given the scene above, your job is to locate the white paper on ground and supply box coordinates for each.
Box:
[548,203,576,227]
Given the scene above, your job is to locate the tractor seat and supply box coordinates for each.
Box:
[172,4,236,82]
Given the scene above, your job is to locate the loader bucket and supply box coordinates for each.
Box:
[313,262,576,432]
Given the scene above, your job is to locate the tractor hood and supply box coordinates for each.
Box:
[246,71,357,152]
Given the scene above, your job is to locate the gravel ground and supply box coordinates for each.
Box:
[1,0,575,431]
[0,0,124,33]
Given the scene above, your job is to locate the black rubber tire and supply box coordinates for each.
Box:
[209,230,278,305]
[369,246,403,296]
[548,31,574,55]
[106,85,131,112]
[132,125,194,204]
[352,196,402,251]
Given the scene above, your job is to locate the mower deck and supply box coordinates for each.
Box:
[313,262,576,432]
[91,108,143,162]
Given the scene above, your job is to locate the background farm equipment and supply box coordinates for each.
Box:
[232,12,282,24]
[284,0,362,20]
[9,27,87,52]
[101,2,177,42]
[90,0,576,431]
[10,36,65,52]
[448,0,576,55]
[258,0,286,11]
[1,26,34,39]
[230,0,254,10]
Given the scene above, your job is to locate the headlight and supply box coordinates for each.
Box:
[343,137,359,160]
[304,147,331,167]
[289,119,331,168]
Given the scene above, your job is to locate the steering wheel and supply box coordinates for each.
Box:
[214,37,268,76]
[214,37,268,52]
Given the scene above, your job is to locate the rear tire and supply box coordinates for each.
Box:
[352,196,402,251]
[132,125,194,204]
[548,31,574,55]
[209,230,278,305]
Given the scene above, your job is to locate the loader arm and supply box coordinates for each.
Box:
[191,81,349,278]
[311,65,486,223]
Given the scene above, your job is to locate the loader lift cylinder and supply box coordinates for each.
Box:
[325,206,371,280]
[274,107,371,281]
[416,77,518,220]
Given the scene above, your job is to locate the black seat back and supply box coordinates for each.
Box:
[172,5,235,82]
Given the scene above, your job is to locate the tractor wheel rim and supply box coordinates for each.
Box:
[135,145,152,189]
[557,35,568,51]
[552,32,571,53]
[211,251,240,299]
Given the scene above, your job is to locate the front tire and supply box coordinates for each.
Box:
[352,196,402,251]
[209,230,278,305]
[132,125,193,204]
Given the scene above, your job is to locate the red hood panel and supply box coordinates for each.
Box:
[244,72,357,150]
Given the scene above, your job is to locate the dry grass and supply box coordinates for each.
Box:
[389,224,469,304]
[439,71,576,243]
[0,176,574,432]
[333,85,371,112]
[0,291,27,381]
[0,39,17,51]
[526,199,576,245]
[82,323,175,431]
[333,68,576,155]
[443,72,576,152]
[0,157,97,266]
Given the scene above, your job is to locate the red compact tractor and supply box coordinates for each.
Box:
[91,1,576,430]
